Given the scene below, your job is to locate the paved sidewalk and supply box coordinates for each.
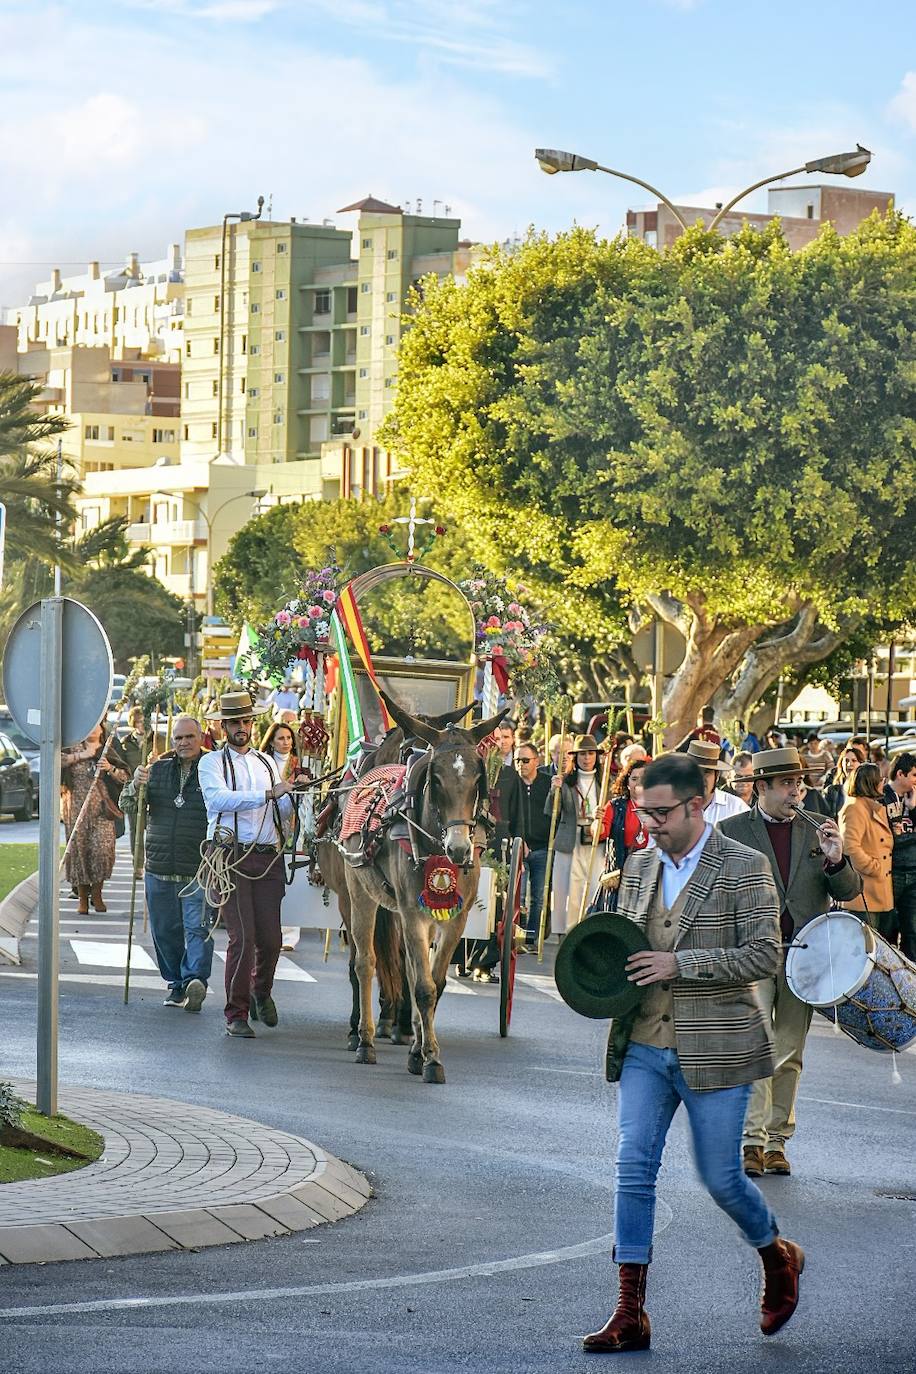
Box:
[0,1082,370,1265]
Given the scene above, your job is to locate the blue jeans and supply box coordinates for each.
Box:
[614,1043,778,1263]
[144,874,213,995]
[521,847,549,943]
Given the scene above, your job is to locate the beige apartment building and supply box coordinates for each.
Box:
[627,183,894,249]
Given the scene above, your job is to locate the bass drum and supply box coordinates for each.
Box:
[785,909,916,1054]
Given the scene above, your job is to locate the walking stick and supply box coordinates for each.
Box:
[123,737,150,1005]
[576,746,613,928]
[537,722,566,963]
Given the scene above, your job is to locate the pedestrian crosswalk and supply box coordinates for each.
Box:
[2,842,564,1005]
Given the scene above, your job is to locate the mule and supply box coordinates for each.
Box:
[343,691,508,1083]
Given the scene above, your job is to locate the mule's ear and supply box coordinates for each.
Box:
[468,705,513,743]
[380,689,441,746]
[422,701,475,729]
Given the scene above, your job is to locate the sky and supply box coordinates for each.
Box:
[1,0,915,307]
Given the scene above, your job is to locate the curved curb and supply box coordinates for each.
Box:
[0,1082,371,1265]
[0,871,38,966]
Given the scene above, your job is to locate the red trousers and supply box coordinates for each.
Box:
[221,849,285,1023]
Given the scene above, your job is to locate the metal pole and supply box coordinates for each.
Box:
[651,619,665,757]
[537,721,567,962]
[885,641,895,750]
[866,658,875,741]
[37,598,63,1116]
[0,501,6,589]
[124,737,149,1004]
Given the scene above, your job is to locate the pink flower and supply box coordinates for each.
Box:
[276,611,291,626]
[507,602,522,615]
[308,605,323,619]
[322,589,336,604]
[297,616,311,629]
[486,615,501,628]
[491,645,504,657]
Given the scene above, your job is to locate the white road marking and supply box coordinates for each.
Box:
[444,978,475,995]
[69,940,156,970]
[516,973,563,1002]
[0,971,165,989]
[531,1065,592,1076]
[0,1229,624,1319]
[213,951,316,982]
[798,1093,916,1117]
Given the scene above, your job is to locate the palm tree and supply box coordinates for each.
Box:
[0,374,77,567]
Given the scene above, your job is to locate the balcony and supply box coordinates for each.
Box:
[125,519,207,545]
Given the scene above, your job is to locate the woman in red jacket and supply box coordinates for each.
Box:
[593,756,650,911]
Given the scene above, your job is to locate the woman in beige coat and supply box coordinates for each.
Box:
[839,762,896,942]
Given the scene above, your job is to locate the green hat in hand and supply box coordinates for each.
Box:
[554,911,651,1020]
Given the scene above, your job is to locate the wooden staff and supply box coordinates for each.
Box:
[576,746,613,927]
[537,721,566,963]
[124,734,150,1005]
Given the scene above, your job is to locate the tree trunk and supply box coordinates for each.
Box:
[713,605,848,725]
[654,593,765,746]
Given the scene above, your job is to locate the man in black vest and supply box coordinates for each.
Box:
[124,715,212,1012]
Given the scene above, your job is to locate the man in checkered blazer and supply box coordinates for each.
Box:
[583,753,805,1356]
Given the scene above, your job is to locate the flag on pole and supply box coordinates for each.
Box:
[335,584,394,730]
[330,608,365,759]
[233,622,259,677]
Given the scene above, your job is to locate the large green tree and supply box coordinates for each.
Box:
[0,374,76,567]
[380,214,916,738]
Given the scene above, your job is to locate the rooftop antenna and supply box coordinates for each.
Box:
[416,197,422,214]
[433,199,441,216]
[444,204,452,216]
[266,192,273,220]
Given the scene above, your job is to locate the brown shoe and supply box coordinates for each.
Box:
[764,1148,791,1176]
[582,1263,651,1353]
[758,1238,804,1335]
[743,1145,765,1177]
[77,884,90,916]
[90,883,107,913]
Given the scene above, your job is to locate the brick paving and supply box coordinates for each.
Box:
[0,1081,370,1264]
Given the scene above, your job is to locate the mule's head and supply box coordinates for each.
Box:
[380,690,510,867]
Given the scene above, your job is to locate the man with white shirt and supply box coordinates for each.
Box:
[685,739,749,825]
[266,680,301,716]
[197,690,296,1038]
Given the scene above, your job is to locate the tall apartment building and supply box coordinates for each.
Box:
[71,199,474,608]
[7,246,184,362]
[627,183,893,250]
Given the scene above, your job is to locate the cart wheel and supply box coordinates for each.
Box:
[499,837,524,1037]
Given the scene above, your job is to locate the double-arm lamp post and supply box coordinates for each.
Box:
[534,144,872,232]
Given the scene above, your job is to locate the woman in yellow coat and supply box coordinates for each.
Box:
[838,762,896,942]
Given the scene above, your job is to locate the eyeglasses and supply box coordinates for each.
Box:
[635,798,697,823]
[515,755,538,765]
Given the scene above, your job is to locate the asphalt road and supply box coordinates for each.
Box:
[1,933,915,1374]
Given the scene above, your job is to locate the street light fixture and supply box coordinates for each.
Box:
[534,143,873,235]
[150,487,267,619]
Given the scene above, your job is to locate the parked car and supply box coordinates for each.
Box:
[0,707,39,815]
[0,731,35,820]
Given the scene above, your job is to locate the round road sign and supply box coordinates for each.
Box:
[3,598,113,748]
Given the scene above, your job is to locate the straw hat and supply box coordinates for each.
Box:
[752,746,806,780]
[205,690,269,721]
[554,911,650,1020]
[685,739,729,772]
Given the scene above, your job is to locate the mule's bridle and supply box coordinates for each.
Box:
[406,741,487,865]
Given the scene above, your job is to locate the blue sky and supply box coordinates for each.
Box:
[1,0,914,306]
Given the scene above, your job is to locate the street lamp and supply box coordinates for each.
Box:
[534,143,873,234]
[151,487,266,618]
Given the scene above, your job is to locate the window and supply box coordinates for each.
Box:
[358,367,368,378]
[385,377,395,388]
[84,425,98,440]
[240,378,246,393]
[241,335,247,353]
[248,426,258,438]
[214,254,221,269]
[277,241,287,253]
[152,428,176,444]
[273,411,283,425]
[274,371,285,383]
[249,386,259,398]
[211,422,218,439]
[387,248,398,260]
[358,409,367,420]
[275,288,286,301]
[252,261,261,273]
[183,424,189,440]
[360,325,370,336]
[214,295,220,312]
[250,344,260,355]
[185,298,192,315]
[251,302,260,314]
[347,286,358,312]
[213,337,220,353]
[275,329,286,342]
[386,291,396,302]
[186,340,192,356]
[362,237,372,249]
[212,379,219,397]
[315,289,331,314]
[241,290,248,306]
[361,282,371,293]
[385,334,395,345]
[184,382,190,399]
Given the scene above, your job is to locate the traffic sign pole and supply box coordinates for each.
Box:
[37,598,63,1117]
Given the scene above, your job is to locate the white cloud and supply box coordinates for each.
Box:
[888,71,916,132]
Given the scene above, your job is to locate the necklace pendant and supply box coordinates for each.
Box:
[174,795,185,808]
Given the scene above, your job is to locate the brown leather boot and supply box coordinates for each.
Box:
[90,883,107,913]
[582,1263,650,1352]
[743,1145,765,1177]
[764,1147,791,1176]
[77,885,90,916]
[758,1238,805,1335]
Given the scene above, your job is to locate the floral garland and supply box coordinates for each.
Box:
[239,564,340,684]
[458,571,562,704]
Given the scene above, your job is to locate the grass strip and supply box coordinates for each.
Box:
[0,1107,104,1185]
